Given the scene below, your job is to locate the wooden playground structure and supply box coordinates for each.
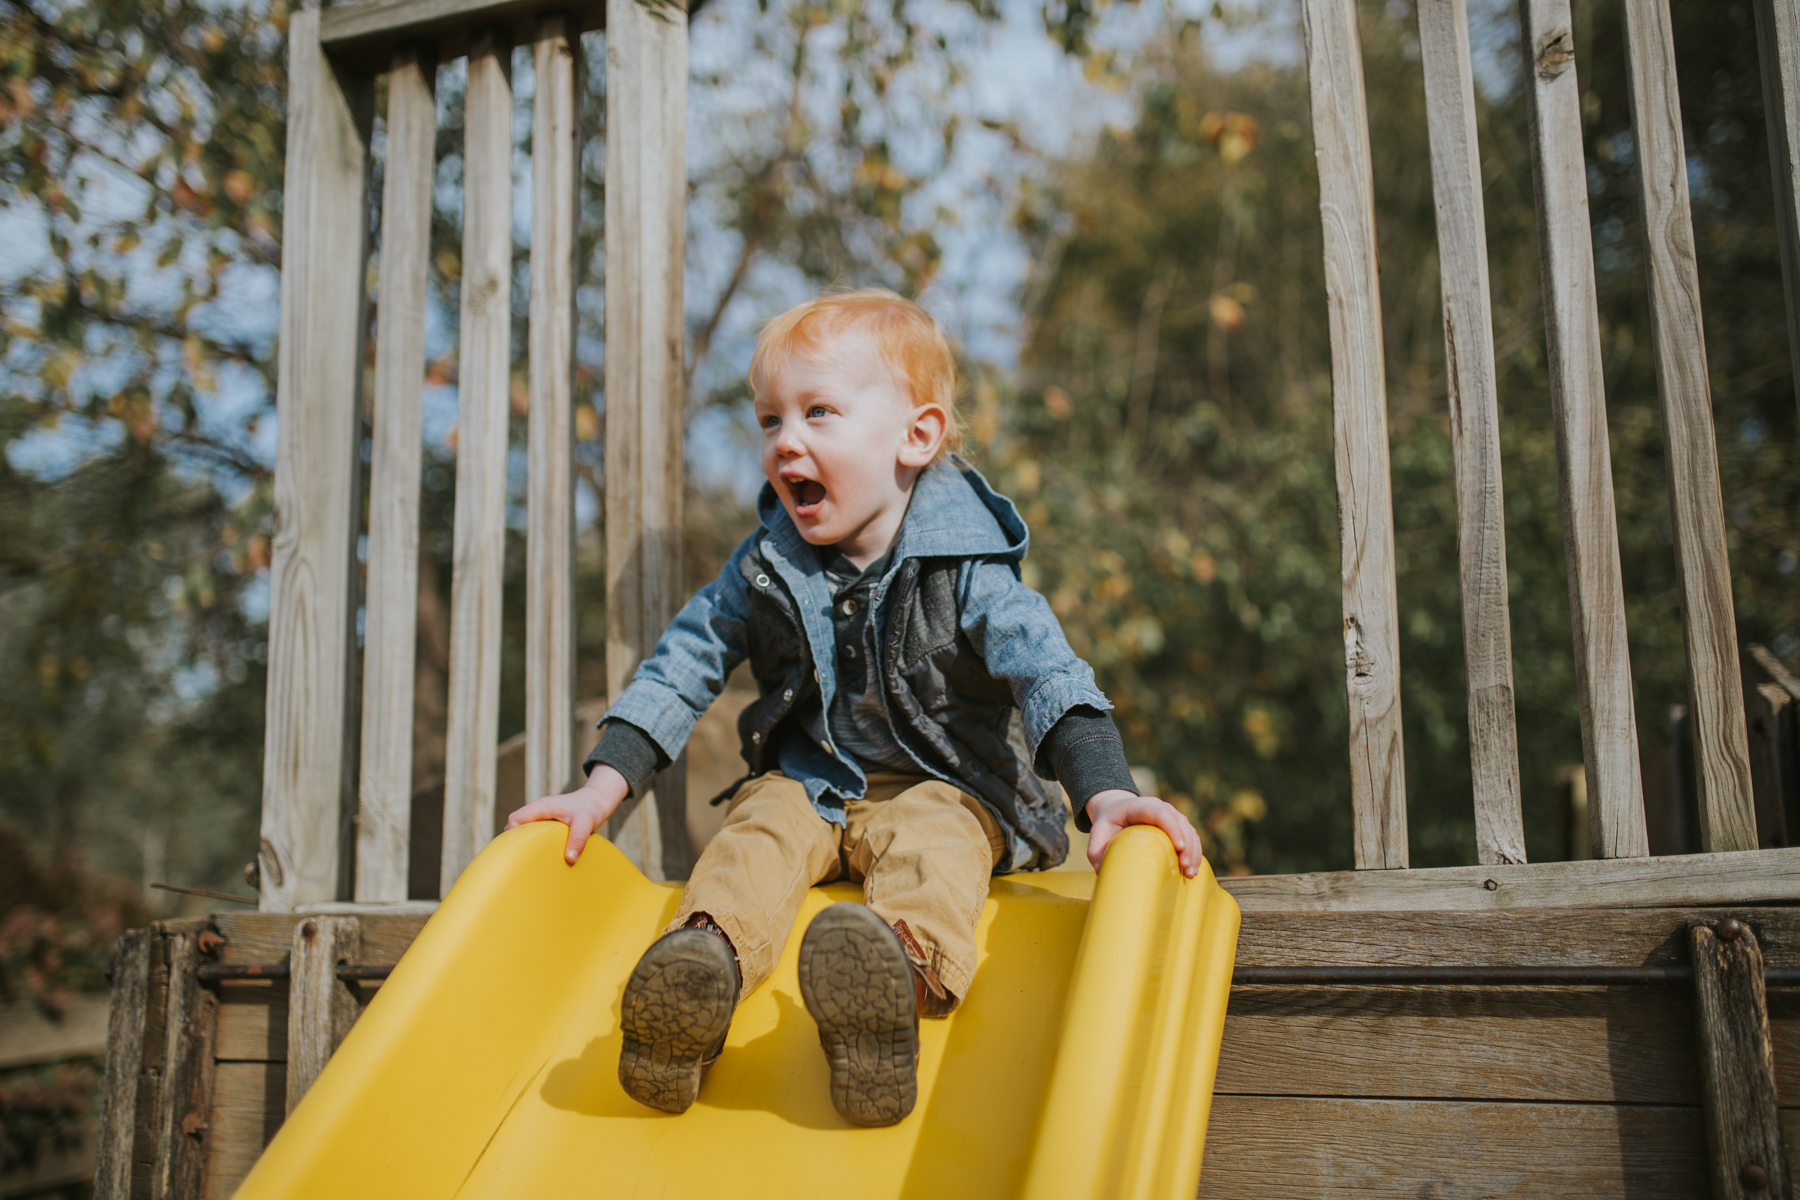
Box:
[92,0,1800,1192]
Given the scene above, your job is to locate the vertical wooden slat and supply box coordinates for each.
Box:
[1299,0,1408,869]
[1416,0,1525,865]
[94,929,151,1200]
[1752,0,1800,423]
[357,47,436,903]
[1622,0,1757,852]
[152,933,216,1200]
[1691,919,1789,1199]
[605,0,691,881]
[261,10,372,911]
[441,31,514,894]
[526,16,580,807]
[1517,0,1649,858]
[285,917,363,1114]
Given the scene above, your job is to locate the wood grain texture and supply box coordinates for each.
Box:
[357,46,436,904]
[320,0,606,73]
[442,30,514,896]
[94,928,150,1200]
[1300,0,1407,869]
[261,9,372,911]
[1221,844,1800,911]
[1748,683,1795,848]
[202,1062,285,1200]
[1218,983,1700,1104]
[1416,0,1524,866]
[1693,921,1790,1198]
[604,0,689,881]
[210,911,430,964]
[1753,0,1800,426]
[1623,0,1757,853]
[284,917,362,1114]
[214,982,287,1063]
[1197,1096,1708,1198]
[1233,907,1800,968]
[1517,0,1648,859]
[525,15,580,807]
[153,933,216,1200]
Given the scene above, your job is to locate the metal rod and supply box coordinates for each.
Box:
[196,963,396,983]
[151,881,259,905]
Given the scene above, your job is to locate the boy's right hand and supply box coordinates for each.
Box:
[505,764,631,864]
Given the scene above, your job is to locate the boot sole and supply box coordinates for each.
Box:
[618,930,737,1114]
[798,904,919,1127]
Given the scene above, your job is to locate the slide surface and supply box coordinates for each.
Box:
[236,822,1239,1200]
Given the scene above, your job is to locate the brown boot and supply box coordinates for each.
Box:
[891,919,956,1020]
[798,903,920,1127]
[617,921,740,1114]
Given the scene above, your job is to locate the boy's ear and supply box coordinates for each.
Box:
[898,402,949,467]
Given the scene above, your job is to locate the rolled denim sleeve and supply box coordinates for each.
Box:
[597,535,756,762]
[957,557,1112,759]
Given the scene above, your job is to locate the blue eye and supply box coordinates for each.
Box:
[759,413,779,429]
[808,405,828,419]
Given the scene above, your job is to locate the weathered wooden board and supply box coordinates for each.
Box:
[604,0,690,881]
[214,982,288,1064]
[1622,0,1757,852]
[1752,0,1800,427]
[0,993,110,1071]
[358,45,437,905]
[1218,983,1701,1104]
[1299,0,1407,870]
[442,29,514,896]
[260,7,372,911]
[1221,844,1800,911]
[94,928,151,1200]
[1233,907,1800,968]
[525,15,581,806]
[154,933,217,1200]
[1517,0,1647,859]
[1197,1097,1708,1197]
[1417,0,1524,866]
[285,918,363,1114]
[320,0,607,72]
[1693,921,1789,1197]
[202,1062,286,1200]
[210,911,431,964]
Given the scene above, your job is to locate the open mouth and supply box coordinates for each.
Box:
[784,474,827,518]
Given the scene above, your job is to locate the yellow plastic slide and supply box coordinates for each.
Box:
[236,822,1239,1200]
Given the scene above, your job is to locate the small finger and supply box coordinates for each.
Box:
[565,813,595,864]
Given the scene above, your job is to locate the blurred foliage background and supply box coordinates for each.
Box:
[2,0,1797,912]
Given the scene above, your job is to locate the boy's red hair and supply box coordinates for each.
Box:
[749,288,964,459]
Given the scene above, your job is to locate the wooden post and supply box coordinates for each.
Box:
[1517,0,1648,860]
[1299,0,1408,869]
[442,30,514,895]
[1622,0,1757,853]
[1747,683,1793,847]
[286,917,364,1114]
[152,933,217,1200]
[260,9,372,911]
[93,929,151,1200]
[526,16,580,807]
[358,46,437,903]
[1691,918,1790,1199]
[1752,0,1800,429]
[604,0,691,880]
[1416,0,1525,865]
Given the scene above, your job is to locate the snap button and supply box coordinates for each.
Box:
[751,731,762,744]
[755,573,770,588]
[843,645,857,660]
[842,598,859,616]
[783,688,793,702]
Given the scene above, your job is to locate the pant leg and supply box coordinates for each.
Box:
[666,772,842,996]
[843,778,1007,1007]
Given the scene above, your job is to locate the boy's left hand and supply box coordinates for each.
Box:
[1084,789,1205,878]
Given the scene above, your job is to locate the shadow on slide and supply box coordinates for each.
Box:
[235,822,1239,1200]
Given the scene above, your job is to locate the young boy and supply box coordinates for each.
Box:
[507,289,1203,1127]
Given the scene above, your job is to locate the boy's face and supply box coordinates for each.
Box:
[755,328,946,559]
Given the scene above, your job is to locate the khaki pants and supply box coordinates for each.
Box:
[665,771,1006,1006]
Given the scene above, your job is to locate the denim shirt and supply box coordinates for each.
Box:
[598,457,1113,848]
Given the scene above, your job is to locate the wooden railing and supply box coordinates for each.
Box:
[1242,0,1800,909]
[259,0,690,912]
[260,0,1800,915]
